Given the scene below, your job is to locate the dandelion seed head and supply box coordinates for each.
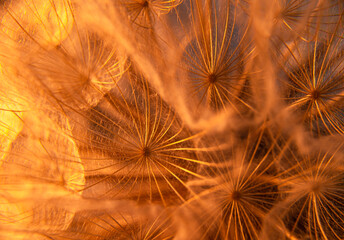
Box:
[1,0,344,239]
[280,30,344,136]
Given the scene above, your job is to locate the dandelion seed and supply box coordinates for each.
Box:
[183,129,280,240]
[1,0,125,110]
[120,0,182,28]
[273,146,344,239]
[182,0,254,113]
[46,205,174,240]
[280,23,344,136]
[26,29,125,109]
[0,110,85,235]
[0,0,343,238]
[74,67,207,206]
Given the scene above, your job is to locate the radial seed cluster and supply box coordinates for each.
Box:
[0,0,344,239]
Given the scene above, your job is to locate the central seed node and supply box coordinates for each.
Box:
[311,181,322,193]
[142,146,151,157]
[142,0,149,7]
[208,73,217,83]
[310,89,320,100]
[231,190,242,201]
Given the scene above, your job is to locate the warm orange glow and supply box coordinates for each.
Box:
[0,0,343,239]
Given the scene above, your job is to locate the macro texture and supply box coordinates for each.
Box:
[0,0,343,239]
